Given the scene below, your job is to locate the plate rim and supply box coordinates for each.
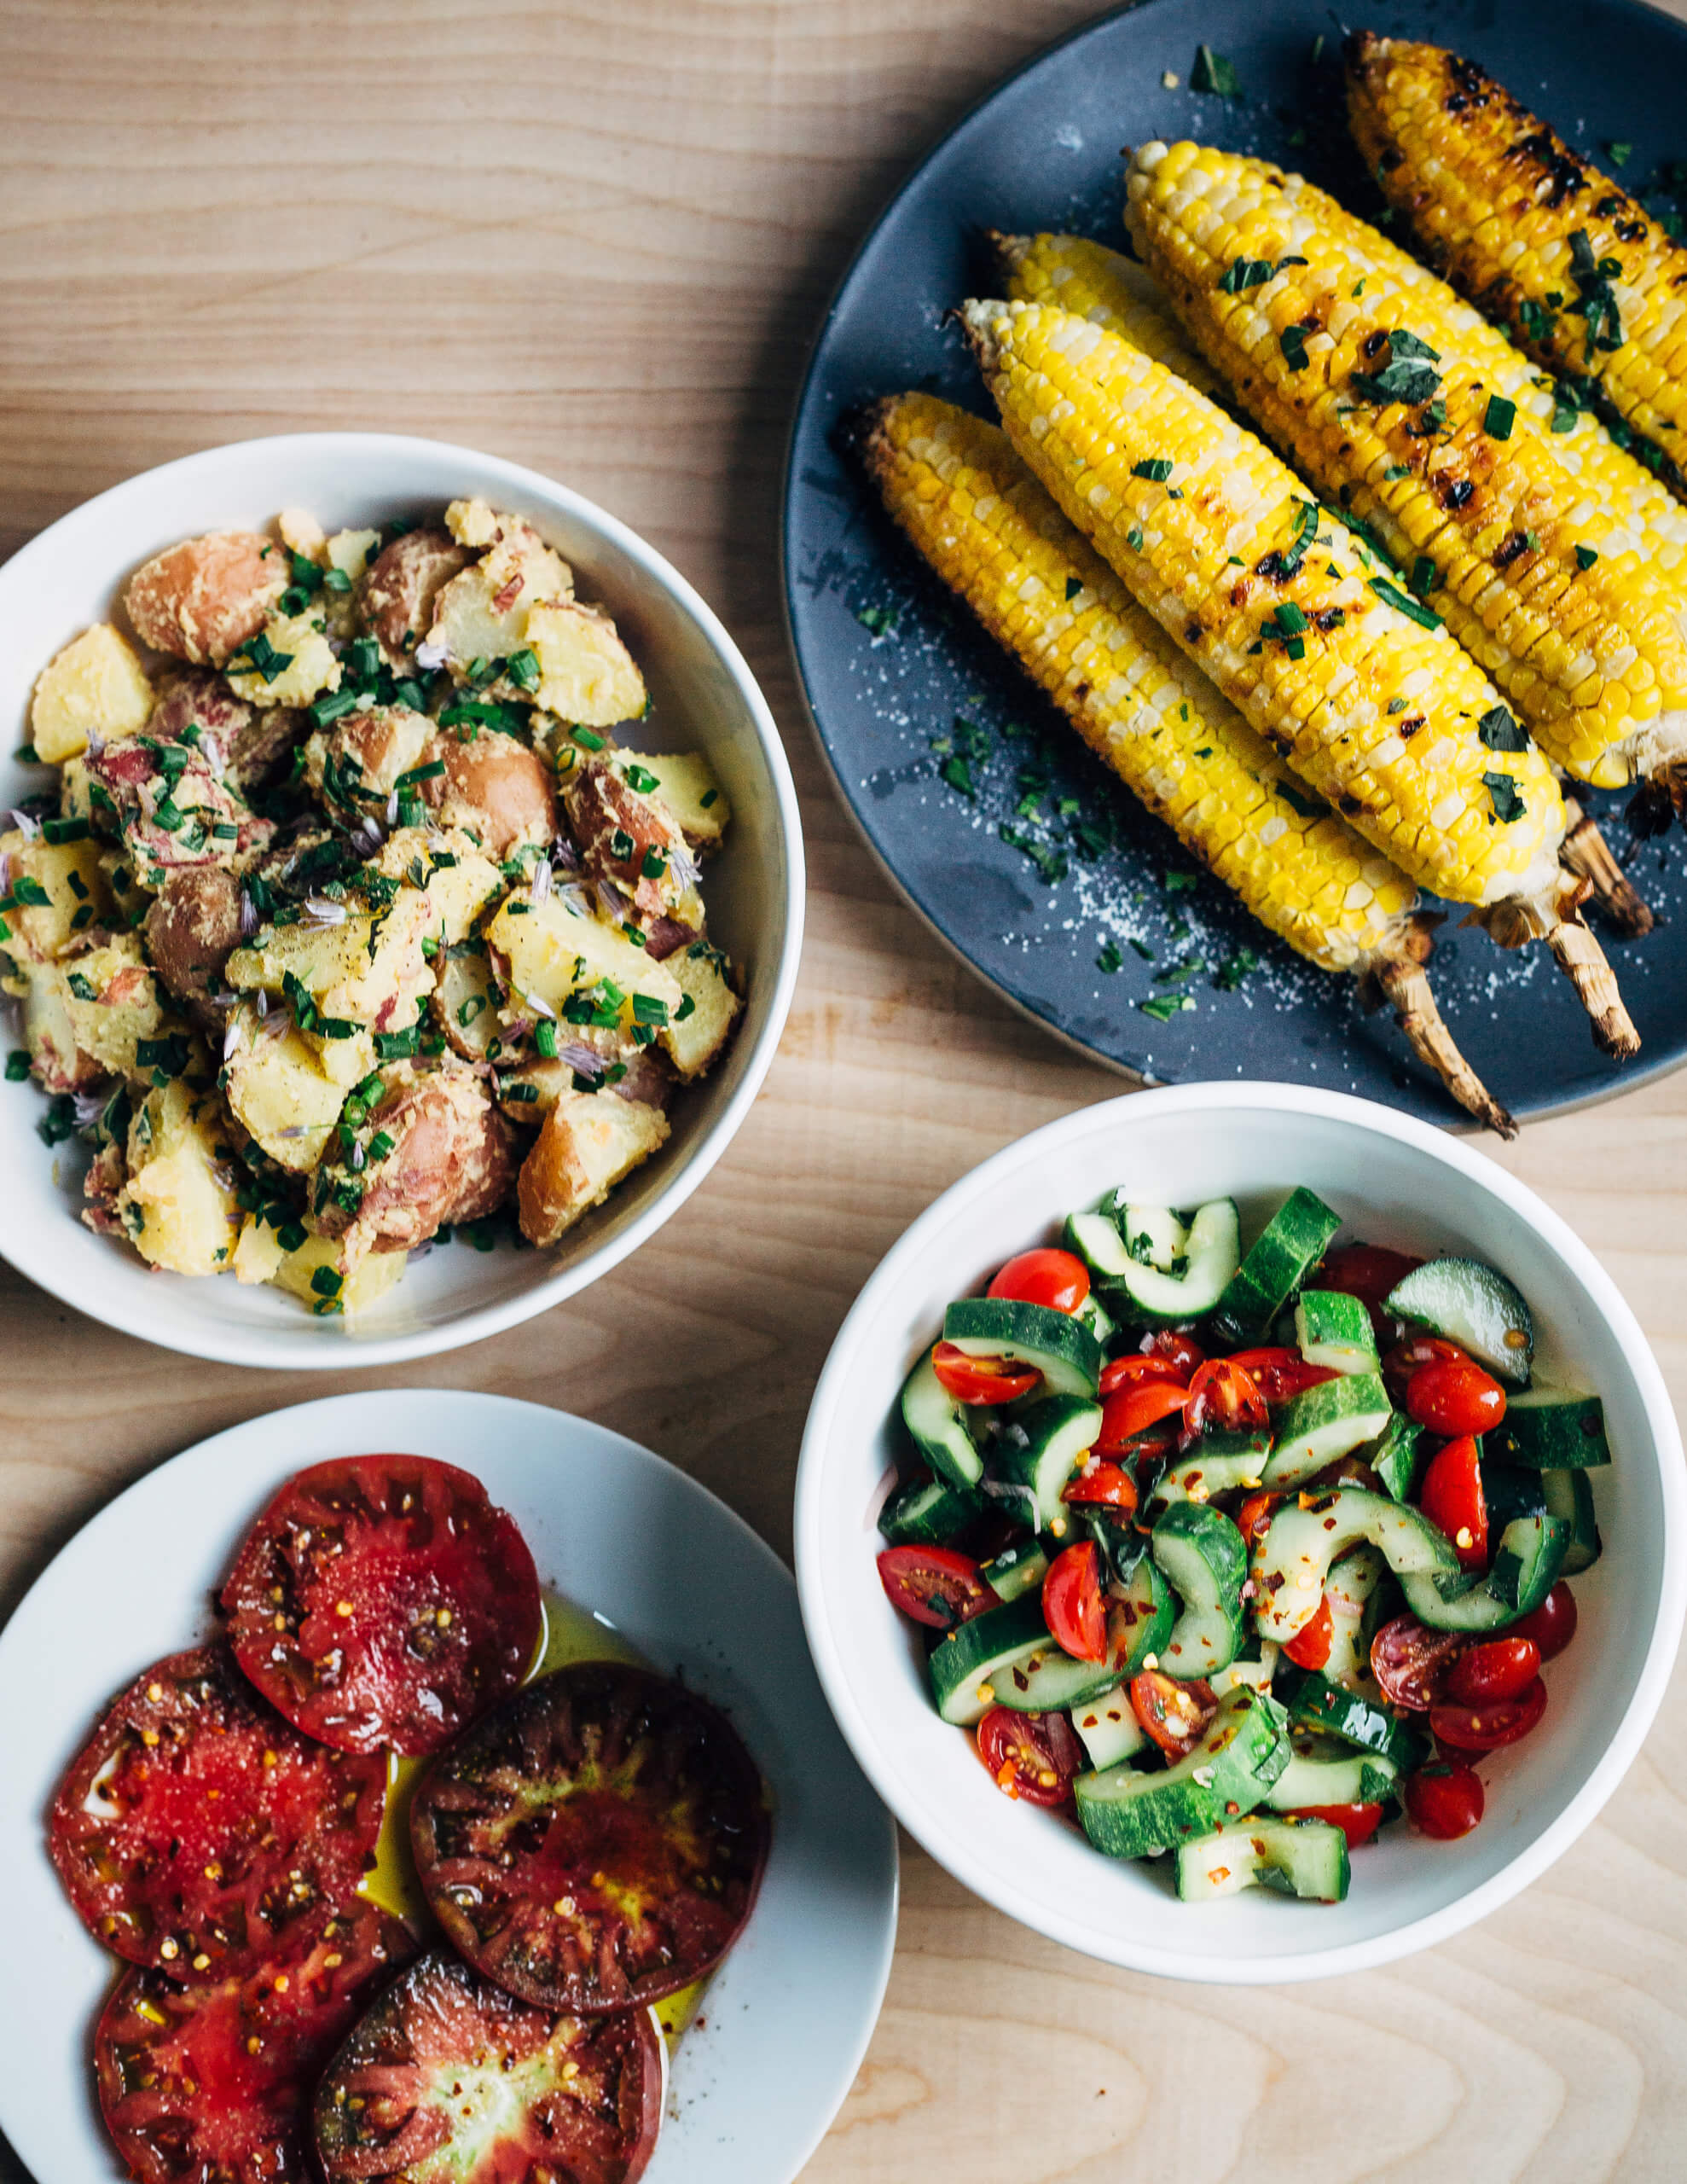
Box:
[778,0,1687,1130]
[0,1387,898,2184]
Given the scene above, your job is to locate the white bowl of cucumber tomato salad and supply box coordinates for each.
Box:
[796,1083,1687,1982]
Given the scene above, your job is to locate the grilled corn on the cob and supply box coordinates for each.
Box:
[861,391,1512,1130]
[959,298,1637,1055]
[1123,142,1687,807]
[1347,35,1687,501]
[992,231,1226,399]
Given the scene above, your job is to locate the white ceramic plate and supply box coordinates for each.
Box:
[0,1391,897,2182]
[797,1083,1687,1984]
[0,433,804,1368]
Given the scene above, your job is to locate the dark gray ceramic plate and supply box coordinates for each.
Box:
[783,0,1687,1127]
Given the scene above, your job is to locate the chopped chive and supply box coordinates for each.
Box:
[1132,457,1174,482]
[310,1266,343,1298]
[572,727,606,751]
[535,1019,558,1059]
[5,1049,30,1081]
[624,764,660,793]
[1367,577,1441,630]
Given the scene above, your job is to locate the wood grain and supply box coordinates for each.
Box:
[3,3,1685,2178]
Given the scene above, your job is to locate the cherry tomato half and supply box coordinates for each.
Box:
[1062,1461,1139,1514]
[1129,1670,1216,1758]
[1406,1358,1507,1438]
[1382,1333,1470,1403]
[1042,1541,1108,1663]
[1511,1580,1578,1661]
[1444,1635,1541,1706]
[1226,1348,1340,1404]
[1282,1594,1335,1671]
[1318,1244,1424,1339]
[1281,1801,1386,1850]
[1235,1490,1283,1554]
[1370,1612,1465,1711]
[931,1341,1041,1405]
[1405,1760,1485,1839]
[977,1706,1083,1806]
[988,1248,1090,1316]
[1097,1379,1189,1453]
[1430,1676,1547,1753]
[1141,1328,1207,1377]
[1418,1434,1488,1571]
[1182,1358,1269,1443]
[876,1546,998,1629]
[1099,1353,1187,1396]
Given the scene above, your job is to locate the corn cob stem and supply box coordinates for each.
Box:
[1559,793,1654,938]
[1473,874,1641,1060]
[959,297,1637,1056]
[856,388,1512,1131]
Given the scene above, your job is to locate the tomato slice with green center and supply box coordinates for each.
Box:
[1097,1380,1188,1453]
[96,1904,410,2184]
[1041,1541,1107,1662]
[1282,1594,1334,1670]
[1181,1358,1268,1442]
[876,1545,997,1629]
[48,1642,387,1978]
[987,1248,1090,1315]
[1418,1434,1488,1570]
[930,1342,1041,1404]
[1405,1760,1485,1838]
[1430,1676,1547,1753]
[222,1455,542,1757]
[1406,1359,1507,1437]
[1511,1580,1579,1660]
[1129,1670,1216,1758]
[314,1949,662,2184]
[410,1662,769,2014]
[1225,1348,1339,1403]
[1279,1802,1386,1850]
[976,1706,1083,1807]
[1445,1636,1541,1706]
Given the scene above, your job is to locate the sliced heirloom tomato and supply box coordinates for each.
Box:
[1097,1380,1188,1453]
[1370,1613,1466,1711]
[49,1642,387,1977]
[1418,1435,1489,1571]
[1226,1348,1339,1404]
[315,1949,662,2184]
[1318,1245,1423,1339]
[1042,1541,1107,1662]
[96,1904,410,2184]
[1129,1670,1216,1758]
[1430,1676,1548,1753]
[876,1545,997,1629]
[931,1341,1041,1404]
[1405,1760,1485,1839]
[1445,1636,1541,1706]
[1180,1358,1268,1443]
[1280,1802,1387,1850]
[988,1248,1090,1316]
[222,1455,542,1757]
[1405,1359,1507,1438]
[1512,1580,1579,1660]
[977,1706,1084,1807]
[411,1663,768,2014]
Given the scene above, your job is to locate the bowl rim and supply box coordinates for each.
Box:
[795,1080,1687,1983]
[0,431,805,1370]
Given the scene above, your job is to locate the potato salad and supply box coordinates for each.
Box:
[3,499,740,1316]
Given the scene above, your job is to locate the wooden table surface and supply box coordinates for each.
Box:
[4,3,1687,2176]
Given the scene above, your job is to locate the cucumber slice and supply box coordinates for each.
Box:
[1263,1728,1399,1811]
[1542,1467,1602,1576]
[879,1474,985,1547]
[1110,1200,1240,1327]
[980,1537,1049,1604]
[1211,1187,1342,1341]
[1064,1209,1137,1281]
[1480,1459,1548,1534]
[1146,1430,1272,1513]
[1074,1689,1290,1859]
[1109,1554,1175,1676]
[1074,1289,1116,1348]
[1174,1815,1350,1902]
[900,1348,986,1489]
[942,1297,1103,1397]
[1070,1684,1148,1770]
[1262,1373,1393,1490]
[988,1393,1102,1531]
[926,1594,1046,1724]
[989,1634,1119,1716]
[1295,1289,1379,1373]
[1384,1257,1534,1385]
[1487,1390,1611,1469]
[1253,1486,1458,1644]
[1116,1203,1186,1270]
[1274,1665,1428,1773]
[1323,1545,1387,1691]
[1398,1513,1571,1632]
[1211,1639,1279,1698]
[1151,1503,1247,1682]
[1365,1411,1424,1502]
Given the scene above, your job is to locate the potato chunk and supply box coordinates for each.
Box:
[228,890,434,1033]
[484,896,681,1031]
[361,527,472,664]
[607,748,729,847]
[125,531,287,665]
[366,828,503,948]
[434,944,500,1060]
[30,624,154,763]
[233,1221,407,1317]
[426,730,557,858]
[525,601,646,725]
[0,828,112,972]
[17,960,101,1090]
[315,1062,518,1260]
[303,704,433,815]
[59,938,169,1079]
[223,1007,363,1171]
[144,868,244,1031]
[660,942,741,1080]
[117,1079,243,1275]
[224,607,340,710]
[517,1090,669,1246]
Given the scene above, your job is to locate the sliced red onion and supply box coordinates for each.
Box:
[86,729,105,757]
[302,896,348,927]
[595,878,629,919]
[72,1086,108,1129]
[8,809,41,839]
[386,790,400,828]
[415,639,449,671]
[239,887,259,938]
[530,858,553,904]
[552,835,582,872]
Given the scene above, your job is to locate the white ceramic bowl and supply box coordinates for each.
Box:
[0,433,803,1368]
[797,1083,1687,1983]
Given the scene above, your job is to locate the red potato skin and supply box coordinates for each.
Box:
[143,866,244,1030]
[146,665,306,792]
[125,531,287,665]
[361,526,471,663]
[315,1066,519,1257]
[425,727,557,858]
[562,758,688,919]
